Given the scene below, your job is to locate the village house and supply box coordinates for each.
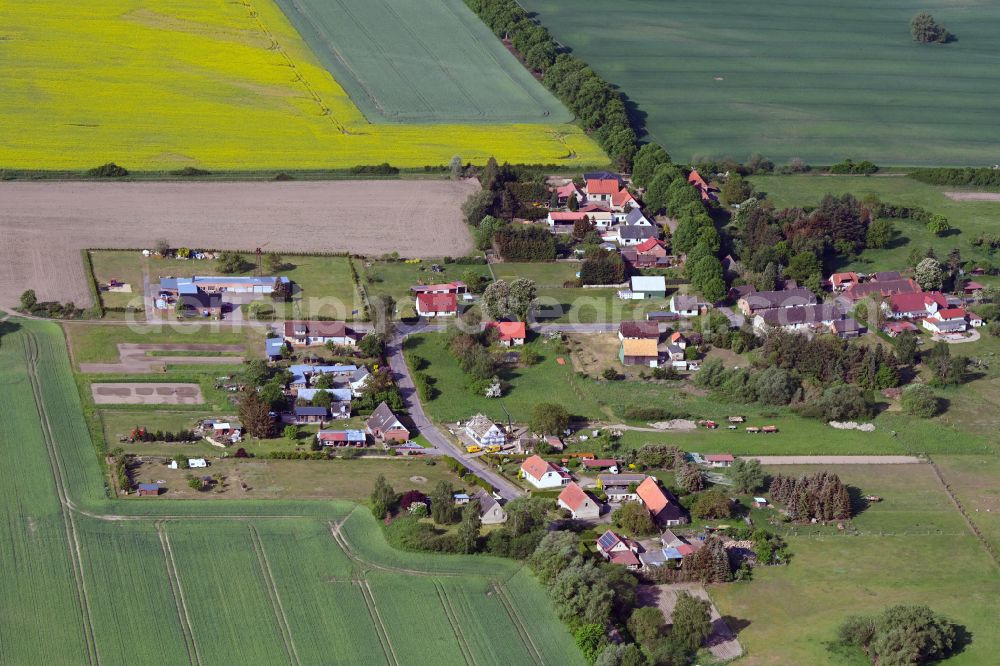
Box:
[629,276,667,300]
[471,489,508,524]
[687,169,718,202]
[202,420,242,444]
[282,320,358,347]
[581,458,619,474]
[297,388,352,419]
[963,280,985,297]
[612,224,659,247]
[618,321,660,341]
[288,364,357,391]
[487,321,527,347]
[366,401,410,443]
[845,278,920,302]
[738,287,818,316]
[585,174,624,203]
[888,291,947,320]
[596,529,641,569]
[610,188,639,212]
[830,317,865,339]
[265,337,287,361]
[520,454,571,489]
[637,477,686,526]
[316,429,367,447]
[349,367,373,397]
[828,272,860,292]
[922,307,974,334]
[621,237,671,270]
[622,208,653,227]
[293,406,328,424]
[705,454,735,468]
[543,435,564,452]
[552,181,583,206]
[464,414,506,448]
[882,321,919,337]
[598,473,648,502]
[619,337,660,368]
[415,292,458,317]
[668,331,688,349]
[752,303,844,333]
[558,482,602,520]
[665,344,685,362]
[176,290,223,318]
[670,294,707,317]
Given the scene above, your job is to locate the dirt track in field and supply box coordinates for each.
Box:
[0,180,478,308]
[943,191,1000,201]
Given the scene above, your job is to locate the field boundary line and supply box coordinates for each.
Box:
[156,521,202,666]
[492,581,544,666]
[357,578,399,666]
[434,580,476,666]
[328,517,465,577]
[248,524,302,665]
[928,457,1000,569]
[23,330,101,666]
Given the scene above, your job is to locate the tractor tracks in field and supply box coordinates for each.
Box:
[23,331,101,666]
[434,580,476,666]
[356,577,400,666]
[248,523,302,666]
[155,521,202,666]
[492,581,544,666]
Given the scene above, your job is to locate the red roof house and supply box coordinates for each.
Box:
[486,321,527,347]
[829,272,860,291]
[634,237,667,255]
[889,291,947,319]
[705,454,735,467]
[558,482,601,519]
[416,292,458,317]
[581,458,619,472]
[586,178,622,198]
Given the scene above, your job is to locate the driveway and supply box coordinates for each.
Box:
[386,333,523,500]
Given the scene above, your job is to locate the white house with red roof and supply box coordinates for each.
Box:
[610,188,639,212]
[888,291,947,320]
[520,454,571,489]
[415,292,458,317]
[486,321,526,347]
[585,177,624,203]
[705,454,735,468]
[596,529,641,569]
[552,181,583,206]
[558,482,601,520]
[828,272,860,292]
[922,307,974,334]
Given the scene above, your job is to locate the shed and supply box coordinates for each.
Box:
[137,483,160,497]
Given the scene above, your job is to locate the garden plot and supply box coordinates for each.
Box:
[78,343,244,374]
[91,383,205,405]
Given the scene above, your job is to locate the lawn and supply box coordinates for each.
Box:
[0,0,604,170]
[493,262,582,288]
[712,463,1000,665]
[749,174,1000,271]
[533,287,672,323]
[0,316,583,663]
[63,322,262,365]
[272,0,570,125]
[522,0,1000,166]
[933,455,1000,554]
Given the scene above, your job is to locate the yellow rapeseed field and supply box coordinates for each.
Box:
[0,0,606,170]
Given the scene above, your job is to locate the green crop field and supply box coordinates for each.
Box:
[0,0,604,170]
[0,317,581,664]
[521,0,1000,165]
[272,0,571,124]
[712,463,1000,665]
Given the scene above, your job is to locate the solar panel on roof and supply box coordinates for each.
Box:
[597,532,619,550]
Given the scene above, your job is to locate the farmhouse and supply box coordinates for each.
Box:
[618,321,660,340]
[670,294,707,317]
[619,338,660,368]
[520,454,570,489]
[283,320,358,347]
[316,429,367,447]
[845,278,919,302]
[486,321,526,346]
[889,291,947,319]
[922,308,972,334]
[471,489,507,525]
[416,292,458,317]
[598,473,647,502]
[465,414,506,448]
[629,276,667,299]
[637,477,686,526]
[829,272,860,291]
[883,321,919,337]
[366,402,410,443]
[830,317,865,339]
[596,529,641,569]
[738,287,817,316]
[752,303,843,332]
[558,482,601,520]
[687,169,718,202]
[585,176,624,203]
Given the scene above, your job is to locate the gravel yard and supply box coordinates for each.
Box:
[0,180,477,308]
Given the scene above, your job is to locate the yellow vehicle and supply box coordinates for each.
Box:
[465,445,482,454]
[485,445,501,453]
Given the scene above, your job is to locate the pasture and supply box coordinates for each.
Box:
[0,317,582,663]
[0,0,604,170]
[521,0,1000,165]
[711,462,1000,665]
[272,0,570,124]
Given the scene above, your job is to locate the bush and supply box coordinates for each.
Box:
[349,163,399,176]
[901,384,942,418]
[829,159,878,175]
[169,166,210,176]
[86,162,129,177]
[838,605,957,665]
[911,12,952,44]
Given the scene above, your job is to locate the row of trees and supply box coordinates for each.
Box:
[769,472,852,522]
[758,328,900,389]
[494,225,557,261]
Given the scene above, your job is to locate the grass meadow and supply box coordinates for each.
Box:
[0,0,604,170]
[711,463,1000,665]
[521,0,1000,165]
[0,317,581,663]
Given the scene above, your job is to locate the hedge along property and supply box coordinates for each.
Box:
[0,0,605,171]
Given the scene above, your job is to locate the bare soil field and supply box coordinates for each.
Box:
[0,180,478,307]
[79,343,244,374]
[944,191,1000,201]
[91,382,204,405]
